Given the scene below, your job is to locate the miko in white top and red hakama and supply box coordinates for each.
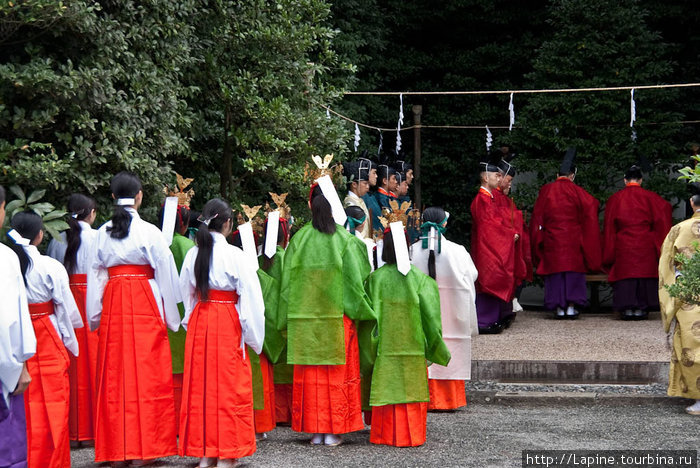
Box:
[178,213,265,465]
[87,177,182,464]
[8,213,83,468]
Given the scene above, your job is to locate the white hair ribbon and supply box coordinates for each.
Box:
[161,196,178,246]
[264,210,280,259]
[116,198,135,206]
[7,229,30,246]
[486,125,493,152]
[316,175,347,226]
[428,226,437,252]
[508,92,515,131]
[390,221,410,275]
[354,123,361,152]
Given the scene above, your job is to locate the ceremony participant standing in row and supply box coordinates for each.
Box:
[47,194,99,445]
[412,207,477,410]
[366,212,450,446]
[603,165,671,320]
[0,185,36,468]
[8,211,82,468]
[658,194,700,415]
[360,156,381,234]
[87,172,182,466]
[471,156,517,334]
[179,198,265,468]
[343,160,372,239]
[279,162,375,446]
[376,163,398,212]
[530,148,601,319]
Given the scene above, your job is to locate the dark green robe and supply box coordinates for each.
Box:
[366,264,450,406]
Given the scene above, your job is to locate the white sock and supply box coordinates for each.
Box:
[687,400,700,411]
[216,459,238,468]
[566,305,575,315]
[199,457,216,468]
[310,433,323,445]
[324,433,342,445]
[512,298,523,313]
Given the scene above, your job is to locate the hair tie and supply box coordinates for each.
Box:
[116,198,135,206]
[197,213,218,227]
[7,229,30,246]
[345,215,366,234]
[420,219,447,253]
[71,213,79,219]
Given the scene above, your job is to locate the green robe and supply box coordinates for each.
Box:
[169,232,195,374]
[366,264,451,406]
[279,223,375,365]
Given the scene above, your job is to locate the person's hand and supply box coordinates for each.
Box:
[514,233,520,242]
[12,363,31,396]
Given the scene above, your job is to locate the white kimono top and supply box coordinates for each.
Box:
[355,231,376,272]
[0,244,36,403]
[86,208,182,332]
[344,191,371,239]
[411,238,478,380]
[179,232,265,355]
[46,221,98,274]
[23,245,83,357]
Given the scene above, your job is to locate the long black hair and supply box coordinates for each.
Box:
[381,228,397,264]
[107,171,142,239]
[310,184,336,234]
[194,198,232,301]
[64,194,96,275]
[9,211,43,285]
[422,207,447,280]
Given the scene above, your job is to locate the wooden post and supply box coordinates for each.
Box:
[413,105,422,210]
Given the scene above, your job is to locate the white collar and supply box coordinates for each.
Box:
[125,207,140,219]
[480,185,492,195]
[211,231,227,243]
[78,220,91,231]
[22,244,40,257]
[347,190,362,201]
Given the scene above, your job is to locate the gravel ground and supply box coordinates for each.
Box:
[70,398,697,468]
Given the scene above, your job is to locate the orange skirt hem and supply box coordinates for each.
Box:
[428,379,467,410]
[369,402,428,447]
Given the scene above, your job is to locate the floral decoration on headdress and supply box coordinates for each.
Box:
[163,173,195,207]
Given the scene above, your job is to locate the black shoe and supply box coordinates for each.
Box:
[478,323,504,334]
[502,313,517,329]
[621,309,634,320]
[633,309,648,320]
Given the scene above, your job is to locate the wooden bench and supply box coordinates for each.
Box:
[585,273,609,312]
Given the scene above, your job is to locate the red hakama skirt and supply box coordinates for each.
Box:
[172,373,183,436]
[25,301,70,468]
[179,290,256,459]
[369,402,428,447]
[67,274,98,441]
[428,379,467,410]
[94,265,177,462]
[254,354,276,433]
[274,383,293,424]
[291,315,363,434]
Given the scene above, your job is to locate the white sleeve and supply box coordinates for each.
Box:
[151,234,183,332]
[179,249,198,331]
[235,261,266,355]
[46,234,67,264]
[49,261,82,356]
[86,233,108,332]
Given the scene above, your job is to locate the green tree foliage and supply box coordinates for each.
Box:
[513,0,685,210]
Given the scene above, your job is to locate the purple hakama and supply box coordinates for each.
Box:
[544,272,587,310]
[0,393,28,468]
[476,292,510,328]
[611,278,659,312]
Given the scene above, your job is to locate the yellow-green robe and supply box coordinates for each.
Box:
[169,232,195,374]
[658,212,700,399]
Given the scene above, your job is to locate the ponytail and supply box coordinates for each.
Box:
[107,171,142,239]
[194,198,232,301]
[310,184,336,234]
[8,211,43,285]
[421,206,448,281]
[64,194,96,275]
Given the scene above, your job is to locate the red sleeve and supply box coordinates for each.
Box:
[602,193,618,271]
[529,185,549,269]
[579,189,602,272]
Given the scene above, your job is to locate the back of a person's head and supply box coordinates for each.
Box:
[310,184,336,234]
[108,171,142,239]
[65,193,97,275]
[194,198,232,300]
[9,211,43,284]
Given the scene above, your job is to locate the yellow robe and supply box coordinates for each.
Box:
[658,212,700,399]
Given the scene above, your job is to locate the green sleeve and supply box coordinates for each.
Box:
[417,272,451,367]
[257,269,285,363]
[358,275,379,410]
[342,236,375,322]
[277,237,297,331]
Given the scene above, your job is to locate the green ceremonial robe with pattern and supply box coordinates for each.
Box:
[169,232,195,373]
[366,264,451,406]
[278,223,375,365]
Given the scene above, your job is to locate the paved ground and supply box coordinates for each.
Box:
[472,310,668,362]
[71,398,697,468]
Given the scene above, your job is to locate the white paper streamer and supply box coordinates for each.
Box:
[264,210,280,259]
[390,221,410,275]
[485,125,493,152]
[326,108,331,120]
[630,89,636,127]
[161,196,178,246]
[7,229,30,246]
[377,130,383,156]
[396,93,404,152]
[116,198,135,206]
[508,92,515,131]
[316,175,347,226]
[238,222,258,269]
[354,123,361,152]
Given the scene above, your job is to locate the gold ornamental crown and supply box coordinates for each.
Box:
[163,173,195,207]
[239,204,265,236]
[378,199,412,229]
[264,192,292,220]
[304,154,344,185]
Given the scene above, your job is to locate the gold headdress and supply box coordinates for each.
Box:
[264,192,292,221]
[378,199,412,229]
[304,154,344,186]
[163,173,195,207]
[239,204,265,236]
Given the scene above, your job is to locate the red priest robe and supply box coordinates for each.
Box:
[471,187,517,302]
[494,189,529,288]
[530,177,601,275]
[602,183,672,282]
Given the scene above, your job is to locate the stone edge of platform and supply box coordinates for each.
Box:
[469,390,687,406]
